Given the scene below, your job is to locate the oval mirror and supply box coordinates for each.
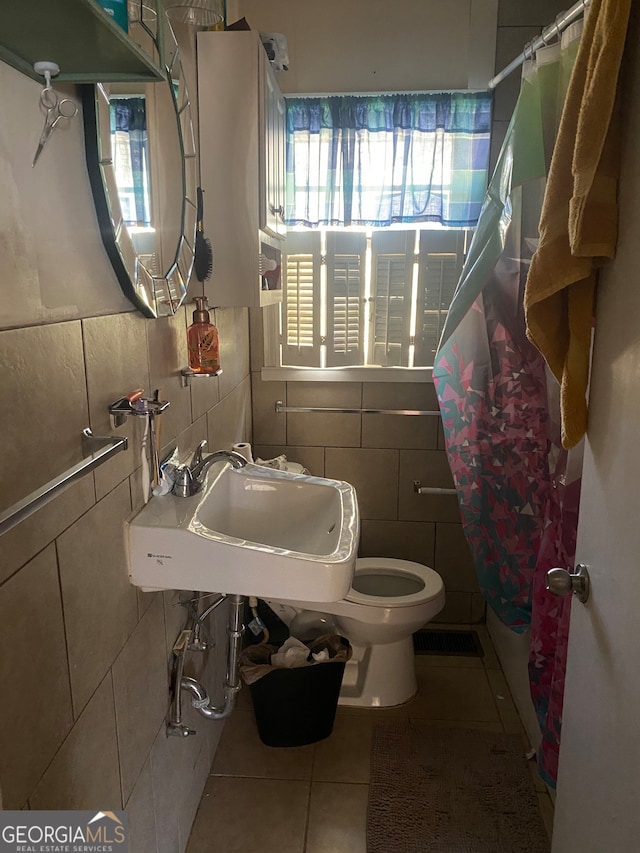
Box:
[82,17,197,318]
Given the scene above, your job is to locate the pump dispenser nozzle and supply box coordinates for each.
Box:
[192,296,210,324]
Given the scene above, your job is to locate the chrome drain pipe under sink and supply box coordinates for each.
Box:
[168,593,245,736]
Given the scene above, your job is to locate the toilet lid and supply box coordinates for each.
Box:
[345,557,444,608]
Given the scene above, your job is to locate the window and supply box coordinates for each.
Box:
[285,93,492,229]
[274,227,469,371]
[110,97,151,227]
[263,91,490,378]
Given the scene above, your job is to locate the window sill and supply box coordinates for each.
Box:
[260,366,434,383]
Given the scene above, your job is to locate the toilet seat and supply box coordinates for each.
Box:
[345,558,444,608]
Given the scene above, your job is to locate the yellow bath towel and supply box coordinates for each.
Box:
[524,0,631,449]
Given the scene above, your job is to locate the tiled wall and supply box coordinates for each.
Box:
[0,305,251,849]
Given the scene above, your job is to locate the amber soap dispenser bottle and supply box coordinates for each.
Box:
[187,296,220,373]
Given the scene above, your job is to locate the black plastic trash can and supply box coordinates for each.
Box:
[240,635,351,747]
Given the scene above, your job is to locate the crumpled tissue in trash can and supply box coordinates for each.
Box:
[239,634,352,685]
[270,637,311,668]
[270,637,330,668]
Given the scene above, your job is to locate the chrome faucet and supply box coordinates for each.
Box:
[172,443,247,497]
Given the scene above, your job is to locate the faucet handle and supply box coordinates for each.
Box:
[190,440,207,469]
[173,465,195,498]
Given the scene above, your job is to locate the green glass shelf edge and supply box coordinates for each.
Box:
[0,0,165,83]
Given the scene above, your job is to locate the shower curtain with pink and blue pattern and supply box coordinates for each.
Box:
[433,35,583,787]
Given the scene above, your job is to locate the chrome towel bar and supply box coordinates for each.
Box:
[413,480,457,496]
[275,401,441,416]
[0,428,128,537]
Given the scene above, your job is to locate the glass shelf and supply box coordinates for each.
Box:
[0,0,165,83]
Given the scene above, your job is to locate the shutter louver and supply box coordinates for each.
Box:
[333,254,361,355]
[286,255,314,348]
[417,253,458,365]
[415,230,466,367]
[326,233,366,366]
[371,231,413,367]
[282,231,322,366]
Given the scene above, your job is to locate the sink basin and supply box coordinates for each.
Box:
[126,460,359,602]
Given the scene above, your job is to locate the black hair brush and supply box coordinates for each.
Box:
[194,186,213,283]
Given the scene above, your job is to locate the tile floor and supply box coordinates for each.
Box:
[186,625,554,853]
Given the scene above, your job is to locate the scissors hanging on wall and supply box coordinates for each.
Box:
[32,60,79,168]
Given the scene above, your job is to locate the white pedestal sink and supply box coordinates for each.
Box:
[126,460,359,602]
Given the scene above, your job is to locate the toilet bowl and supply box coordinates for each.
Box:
[266,557,445,708]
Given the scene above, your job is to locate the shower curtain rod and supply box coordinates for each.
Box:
[489,0,591,90]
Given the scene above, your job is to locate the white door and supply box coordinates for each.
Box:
[551,29,640,852]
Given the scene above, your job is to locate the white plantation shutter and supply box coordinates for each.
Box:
[277,228,468,370]
[326,233,366,366]
[282,231,321,366]
[415,230,467,367]
[370,231,414,367]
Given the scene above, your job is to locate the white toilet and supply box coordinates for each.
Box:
[266,556,445,708]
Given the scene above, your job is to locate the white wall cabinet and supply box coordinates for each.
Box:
[197,30,286,308]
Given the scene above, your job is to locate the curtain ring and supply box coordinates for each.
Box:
[553,14,563,40]
[523,41,534,60]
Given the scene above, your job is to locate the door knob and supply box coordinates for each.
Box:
[545,563,590,603]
